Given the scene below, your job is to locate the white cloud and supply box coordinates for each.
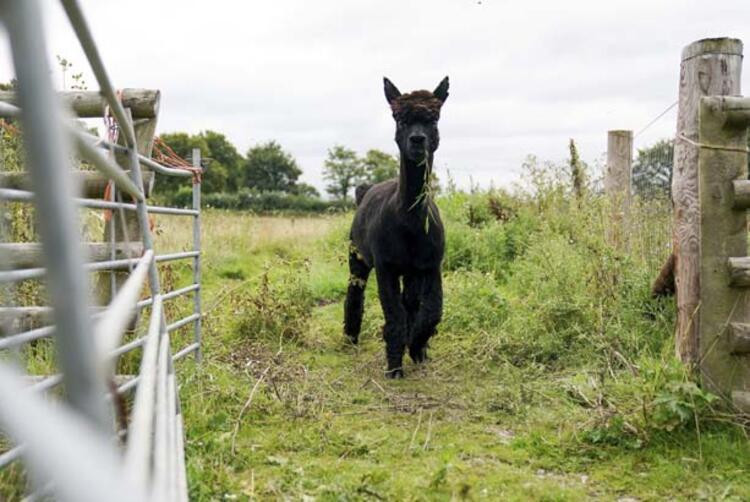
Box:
[0,0,748,192]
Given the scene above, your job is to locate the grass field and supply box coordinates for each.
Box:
[156,174,750,500]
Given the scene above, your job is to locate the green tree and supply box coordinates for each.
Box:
[362,149,398,184]
[291,182,320,198]
[157,130,245,195]
[242,141,302,192]
[0,79,18,91]
[632,139,673,199]
[323,145,365,202]
[200,130,243,192]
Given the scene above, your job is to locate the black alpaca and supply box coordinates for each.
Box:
[344,76,449,378]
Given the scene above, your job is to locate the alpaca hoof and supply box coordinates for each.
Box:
[409,346,428,363]
[345,334,359,345]
[385,368,404,379]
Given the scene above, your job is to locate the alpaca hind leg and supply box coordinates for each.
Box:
[343,249,371,344]
[409,268,442,363]
[375,266,407,378]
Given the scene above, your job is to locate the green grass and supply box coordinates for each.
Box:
[3,160,748,499]
[163,177,750,500]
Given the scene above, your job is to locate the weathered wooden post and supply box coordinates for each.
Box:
[0,89,160,319]
[697,95,750,409]
[605,129,632,247]
[97,89,160,307]
[672,38,743,365]
[109,91,160,243]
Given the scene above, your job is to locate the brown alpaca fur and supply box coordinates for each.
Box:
[390,91,444,123]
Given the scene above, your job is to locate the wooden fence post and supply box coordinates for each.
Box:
[697,95,750,409]
[96,91,160,307]
[672,38,743,365]
[605,130,632,247]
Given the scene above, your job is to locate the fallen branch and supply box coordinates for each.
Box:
[231,365,271,456]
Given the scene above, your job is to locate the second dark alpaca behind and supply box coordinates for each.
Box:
[344,76,449,378]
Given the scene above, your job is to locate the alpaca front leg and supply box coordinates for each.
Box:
[343,248,371,344]
[402,273,423,342]
[409,268,442,363]
[375,266,407,378]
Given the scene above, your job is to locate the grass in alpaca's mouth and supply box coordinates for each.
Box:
[408,145,438,234]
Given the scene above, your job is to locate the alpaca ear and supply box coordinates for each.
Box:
[433,76,449,103]
[383,77,401,104]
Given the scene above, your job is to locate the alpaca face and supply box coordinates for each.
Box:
[396,118,439,163]
[383,77,449,163]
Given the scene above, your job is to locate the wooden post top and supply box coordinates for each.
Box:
[682,38,743,61]
[0,88,160,119]
[607,130,633,160]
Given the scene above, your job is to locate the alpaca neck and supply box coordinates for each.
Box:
[397,154,431,213]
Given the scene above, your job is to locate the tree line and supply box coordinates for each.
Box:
[156,132,399,210]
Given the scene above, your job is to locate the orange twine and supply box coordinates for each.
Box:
[152,136,203,185]
[103,180,114,222]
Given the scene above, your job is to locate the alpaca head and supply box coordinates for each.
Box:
[383,76,449,163]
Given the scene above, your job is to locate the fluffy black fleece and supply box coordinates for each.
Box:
[343,76,449,378]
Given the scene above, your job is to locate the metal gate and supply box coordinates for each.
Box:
[0,0,201,499]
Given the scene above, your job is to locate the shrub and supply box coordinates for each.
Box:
[231,259,315,345]
[650,380,718,432]
[159,188,353,214]
[171,185,194,208]
[440,192,534,281]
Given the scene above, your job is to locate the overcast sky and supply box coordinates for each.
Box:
[1,0,749,193]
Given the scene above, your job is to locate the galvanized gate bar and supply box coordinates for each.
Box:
[136,283,200,309]
[0,363,146,502]
[95,250,153,357]
[108,336,148,359]
[0,0,201,497]
[167,313,202,333]
[124,296,163,487]
[173,343,201,361]
[77,131,194,178]
[7,190,198,216]
[167,373,179,499]
[0,284,200,351]
[71,127,145,201]
[0,251,200,284]
[59,0,136,149]
[117,346,199,396]
[0,445,24,469]
[28,374,64,392]
[0,96,191,178]
[1,0,109,430]
[154,329,170,499]
[0,100,145,201]
[175,413,189,500]
[192,148,202,362]
[0,188,198,215]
